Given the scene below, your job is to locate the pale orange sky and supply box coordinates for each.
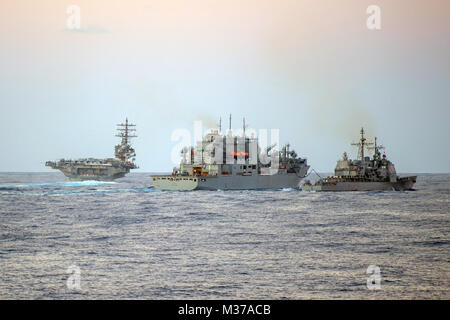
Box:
[1,0,449,172]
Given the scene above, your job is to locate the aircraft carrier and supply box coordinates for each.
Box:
[45,119,138,181]
[152,117,310,191]
[302,128,416,192]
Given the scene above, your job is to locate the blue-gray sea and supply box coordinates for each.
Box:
[0,172,449,299]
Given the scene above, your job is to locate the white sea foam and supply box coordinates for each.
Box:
[0,180,116,189]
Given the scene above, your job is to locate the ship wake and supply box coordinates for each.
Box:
[0,181,117,189]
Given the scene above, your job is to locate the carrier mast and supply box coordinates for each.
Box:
[115,118,137,162]
[116,118,137,145]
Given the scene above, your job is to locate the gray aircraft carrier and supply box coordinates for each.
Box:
[152,117,310,191]
[45,119,138,181]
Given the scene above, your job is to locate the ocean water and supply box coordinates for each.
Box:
[0,172,449,299]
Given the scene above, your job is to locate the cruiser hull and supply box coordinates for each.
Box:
[302,176,416,192]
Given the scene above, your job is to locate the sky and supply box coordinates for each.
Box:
[0,0,449,173]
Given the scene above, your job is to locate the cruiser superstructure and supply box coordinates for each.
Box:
[302,128,416,191]
[45,119,138,181]
[152,117,310,190]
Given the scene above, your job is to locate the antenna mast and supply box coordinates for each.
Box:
[368,136,385,159]
[351,127,373,161]
[116,118,137,145]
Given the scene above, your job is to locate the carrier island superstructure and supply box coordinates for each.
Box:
[302,128,416,191]
[45,119,138,181]
[152,117,310,190]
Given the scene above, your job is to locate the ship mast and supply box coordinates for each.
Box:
[368,136,385,160]
[115,118,137,163]
[116,118,137,145]
[351,127,373,162]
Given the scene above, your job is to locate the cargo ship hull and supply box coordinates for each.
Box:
[152,167,309,191]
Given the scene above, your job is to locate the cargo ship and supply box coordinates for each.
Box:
[152,117,309,190]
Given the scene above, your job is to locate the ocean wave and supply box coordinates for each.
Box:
[0,180,117,189]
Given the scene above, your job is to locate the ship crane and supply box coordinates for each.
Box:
[264,143,277,155]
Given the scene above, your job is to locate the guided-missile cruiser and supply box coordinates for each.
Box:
[151,116,310,190]
[302,128,416,192]
[45,119,138,181]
